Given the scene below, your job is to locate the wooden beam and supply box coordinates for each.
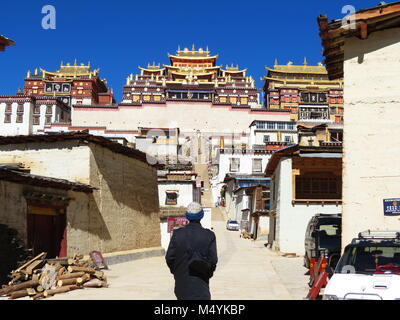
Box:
[360,22,368,39]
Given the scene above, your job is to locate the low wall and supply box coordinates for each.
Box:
[100,246,166,266]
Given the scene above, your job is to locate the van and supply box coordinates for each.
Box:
[304,213,341,269]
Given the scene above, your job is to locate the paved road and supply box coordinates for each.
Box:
[36,219,309,300]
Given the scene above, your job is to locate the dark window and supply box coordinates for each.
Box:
[4,114,11,123]
[301,92,309,102]
[336,245,400,274]
[5,104,12,113]
[33,116,40,125]
[267,122,275,129]
[263,135,270,143]
[330,131,343,142]
[46,106,52,114]
[295,175,342,199]
[33,106,41,114]
[256,121,265,129]
[165,191,178,205]
[45,116,52,125]
[16,115,23,123]
[301,92,327,104]
[17,104,24,113]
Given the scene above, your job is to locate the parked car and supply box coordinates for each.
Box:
[226,219,239,231]
[304,213,341,269]
[323,230,400,300]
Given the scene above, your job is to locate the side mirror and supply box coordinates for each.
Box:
[311,231,317,237]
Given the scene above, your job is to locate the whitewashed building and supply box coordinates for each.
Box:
[318,2,400,248]
[157,165,210,250]
[266,144,342,255]
[248,120,297,148]
[0,96,71,136]
[222,175,270,226]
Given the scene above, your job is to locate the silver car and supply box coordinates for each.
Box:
[226,220,239,231]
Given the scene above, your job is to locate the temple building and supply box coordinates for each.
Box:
[21,61,115,107]
[120,45,259,108]
[1,49,295,164]
[70,47,292,163]
[0,61,114,137]
[262,60,344,124]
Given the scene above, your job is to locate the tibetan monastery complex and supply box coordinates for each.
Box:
[71,47,289,136]
[262,59,344,124]
[0,46,344,163]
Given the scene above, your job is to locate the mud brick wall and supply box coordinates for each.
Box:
[85,142,161,253]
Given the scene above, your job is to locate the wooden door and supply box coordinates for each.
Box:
[27,205,67,258]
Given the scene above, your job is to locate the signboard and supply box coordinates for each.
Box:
[383,198,400,216]
[167,217,189,233]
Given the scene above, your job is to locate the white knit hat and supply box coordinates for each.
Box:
[185,202,204,220]
[186,202,202,214]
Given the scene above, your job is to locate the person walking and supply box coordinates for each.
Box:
[165,202,218,300]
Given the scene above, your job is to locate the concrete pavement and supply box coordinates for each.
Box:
[37,219,309,300]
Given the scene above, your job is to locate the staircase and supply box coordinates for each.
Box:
[193,163,226,222]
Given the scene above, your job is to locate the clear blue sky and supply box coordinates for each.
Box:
[0,0,380,101]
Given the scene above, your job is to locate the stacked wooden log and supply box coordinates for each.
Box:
[0,252,108,300]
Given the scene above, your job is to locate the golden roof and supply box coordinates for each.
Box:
[262,77,343,87]
[168,45,218,60]
[223,64,247,73]
[138,65,165,72]
[41,61,100,78]
[265,60,328,75]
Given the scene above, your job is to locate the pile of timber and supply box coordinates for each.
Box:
[0,252,108,300]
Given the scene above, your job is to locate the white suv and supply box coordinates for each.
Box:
[323,230,400,300]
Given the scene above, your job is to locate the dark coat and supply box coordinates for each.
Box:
[165,220,218,300]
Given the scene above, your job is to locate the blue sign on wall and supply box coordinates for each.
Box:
[383,199,400,216]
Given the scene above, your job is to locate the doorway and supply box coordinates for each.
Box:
[27,205,67,258]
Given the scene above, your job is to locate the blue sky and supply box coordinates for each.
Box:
[0,0,381,101]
